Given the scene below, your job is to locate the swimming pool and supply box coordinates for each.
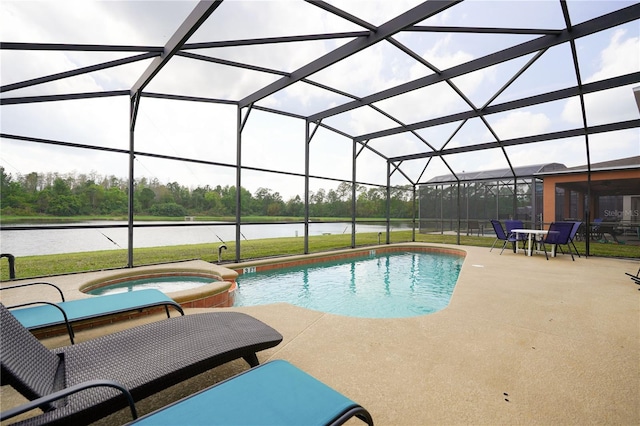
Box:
[234,250,463,318]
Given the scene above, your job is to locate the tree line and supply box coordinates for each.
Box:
[0,168,415,218]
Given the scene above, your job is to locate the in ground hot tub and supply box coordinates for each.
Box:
[86,273,219,296]
[82,266,238,310]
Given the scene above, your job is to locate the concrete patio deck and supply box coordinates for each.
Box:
[1,244,639,425]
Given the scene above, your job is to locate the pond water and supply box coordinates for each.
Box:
[1,221,410,256]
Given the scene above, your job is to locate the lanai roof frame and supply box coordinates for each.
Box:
[1,0,639,262]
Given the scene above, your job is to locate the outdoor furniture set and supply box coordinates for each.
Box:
[491,219,580,260]
[0,289,373,425]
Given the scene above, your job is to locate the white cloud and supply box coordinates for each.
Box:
[489,110,552,140]
[589,29,639,82]
[562,29,640,125]
[370,35,488,125]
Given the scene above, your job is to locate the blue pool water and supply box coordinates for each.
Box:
[234,251,463,318]
[87,276,214,296]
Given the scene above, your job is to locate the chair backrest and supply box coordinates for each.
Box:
[504,220,523,233]
[569,221,582,240]
[544,222,574,245]
[490,220,507,240]
[0,303,62,409]
[592,218,603,230]
[504,220,525,240]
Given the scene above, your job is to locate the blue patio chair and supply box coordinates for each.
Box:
[590,218,603,240]
[490,220,518,254]
[504,219,527,250]
[540,222,575,261]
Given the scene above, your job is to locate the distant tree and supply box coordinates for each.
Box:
[150,202,187,217]
[204,189,223,214]
[284,195,304,217]
[22,172,40,192]
[75,181,105,215]
[222,185,253,216]
[325,188,350,217]
[0,168,415,219]
[137,187,156,211]
[155,185,175,204]
[335,182,352,200]
[253,187,284,216]
[51,177,72,196]
[310,189,326,216]
[100,187,128,214]
[166,182,189,205]
[45,180,82,215]
[0,167,31,214]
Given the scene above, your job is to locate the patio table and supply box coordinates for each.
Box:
[512,229,551,257]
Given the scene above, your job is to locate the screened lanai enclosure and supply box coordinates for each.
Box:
[419,157,640,245]
[419,163,561,234]
[1,0,639,272]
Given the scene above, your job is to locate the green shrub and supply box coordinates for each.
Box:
[149,203,187,217]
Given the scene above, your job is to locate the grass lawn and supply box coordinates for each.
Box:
[1,230,637,281]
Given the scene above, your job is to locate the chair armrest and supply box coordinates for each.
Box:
[329,406,374,426]
[0,380,138,422]
[0,281,66,302]
[7,301,75,344]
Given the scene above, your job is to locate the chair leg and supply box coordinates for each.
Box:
[540,241,549,260]
[570,240,581,258]
[625,267,640,280]
[499,240,508,255]
[490,238,499,252]
[565,244,575,261]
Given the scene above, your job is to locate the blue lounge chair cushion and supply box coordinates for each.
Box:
[10,289,183,330]
[130,360,372,426]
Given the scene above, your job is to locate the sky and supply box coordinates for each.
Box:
[1,0,639,200]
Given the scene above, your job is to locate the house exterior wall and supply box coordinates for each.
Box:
[542,169,640,225]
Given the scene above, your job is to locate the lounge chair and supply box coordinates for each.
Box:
[626,265,640,286]
[489,220,518,254]
[598,221,622,243]
[540,222,575,261]
[1,282,184,344]
[128,360,374,426]
[0,303,283,425]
